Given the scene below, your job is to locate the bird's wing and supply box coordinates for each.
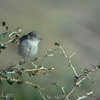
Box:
[18,40,31,57]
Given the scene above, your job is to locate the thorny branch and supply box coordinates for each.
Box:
[53,42,99,100]
[0,23,99,100]
[59,45,78,77]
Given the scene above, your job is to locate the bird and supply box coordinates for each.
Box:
[18,31,42,59]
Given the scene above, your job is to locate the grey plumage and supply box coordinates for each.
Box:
[18,31,42,58]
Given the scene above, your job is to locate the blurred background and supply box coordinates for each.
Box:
[0,0,100,99]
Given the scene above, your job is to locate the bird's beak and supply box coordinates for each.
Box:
[38,38,42,40]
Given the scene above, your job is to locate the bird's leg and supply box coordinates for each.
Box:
[19,57,26,65]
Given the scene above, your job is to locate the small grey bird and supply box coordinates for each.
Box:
[18,31,42,58]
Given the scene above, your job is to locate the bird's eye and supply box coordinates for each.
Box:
[34,35,36,37]
[33,33,37,37]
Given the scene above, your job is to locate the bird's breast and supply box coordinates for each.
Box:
[18,40,39,57]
